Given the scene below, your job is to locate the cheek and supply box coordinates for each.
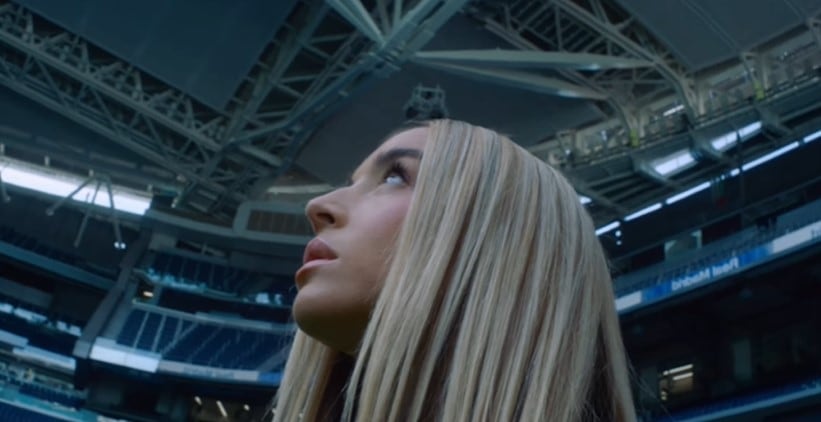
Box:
[349,195,413,283]
[367,196,413,250]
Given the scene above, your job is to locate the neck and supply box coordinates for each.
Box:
[317,354,355,421]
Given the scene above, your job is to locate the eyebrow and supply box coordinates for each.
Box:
[375,148,423,168]
[348,148,423,184]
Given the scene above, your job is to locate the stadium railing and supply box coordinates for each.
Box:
[114,306,291,371]
[653,377,821,422]
[140,250,293,305]
[0,226,115,279]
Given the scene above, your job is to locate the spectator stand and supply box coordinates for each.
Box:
[614,199,821,312]
[111,303,292,373]
[136,249,294,308]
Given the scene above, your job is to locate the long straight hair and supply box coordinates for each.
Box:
[272,120,636,421]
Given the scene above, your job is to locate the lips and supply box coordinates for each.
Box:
[296,238,338,286]
[302,237,338,265]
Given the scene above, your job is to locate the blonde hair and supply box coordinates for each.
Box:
[272,120,636,421]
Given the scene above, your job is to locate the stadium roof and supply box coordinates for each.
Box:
[0,0,819,236]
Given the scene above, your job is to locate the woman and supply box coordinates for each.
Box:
[272,120,636,421]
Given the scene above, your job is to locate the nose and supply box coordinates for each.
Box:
[305,190,346,233]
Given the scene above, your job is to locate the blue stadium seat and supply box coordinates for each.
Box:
[160,320,286,370]
[164,323,211,362]
[136,313,162,350]
[116,309,146,348]
[19,384,81,408]
[179,257,197,283]
[157,316,179,353]
[147,252,261,295]
[166,254,184,279]
[211,265,228,291]
[0,401,68,422]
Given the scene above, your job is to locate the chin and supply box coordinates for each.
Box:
[291,293,368,355]
[291,290,319,330]
[291,287,336,335]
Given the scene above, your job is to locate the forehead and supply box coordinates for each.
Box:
[353,127,428,176]
[375,126,428,155]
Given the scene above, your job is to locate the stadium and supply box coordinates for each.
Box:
[0,0,819,420]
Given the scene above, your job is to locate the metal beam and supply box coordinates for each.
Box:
[231,0,471,144]
[0,3,257,214]
[414,49,652,70]
[179,3,333,207]
[474,10,641,138]
[219,2,330,145]
[205,0,472,214]
[0,4,223,151]
[0,128,178,190]
[0,3,332,215]
[568,177,628,215]
[810,16,821,48]
[413,61,609,100]
[0,37,243,209]
[552,0,698,118]
[326,0,385,44]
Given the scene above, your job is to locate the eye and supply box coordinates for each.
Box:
[383,162,408,186]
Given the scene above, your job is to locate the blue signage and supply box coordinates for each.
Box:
[616,221,821,313]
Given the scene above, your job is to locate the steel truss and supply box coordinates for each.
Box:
[0,2,245,216]
[205,0,473,213]
[0,0,470,217]
[3,0,818,224]
[464,0,697,140]
[464,0,821,223]
[478,0,821,160]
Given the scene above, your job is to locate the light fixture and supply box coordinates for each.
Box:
[114,241,127,250]
[665,181,711,205]
[651,149,697,176]
[741,142,800,171]
[623,202,663,222]
[708,121,762,152]
[672,372,694,381]
[0,171,9,203]
[662,104,685,117]
[595,221,620,236]
[804,129,821,143]
[723,139,805,179]
[710,132,738,151]
[737,121,762,138]
[579,195,592,205]
[663,363,694,375]
[0,156,151,215]
[216,400,228,418]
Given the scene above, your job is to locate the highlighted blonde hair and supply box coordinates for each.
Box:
[273,120,636,421]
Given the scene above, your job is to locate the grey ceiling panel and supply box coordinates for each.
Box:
[16,0,299,110]
[786,0,821,15]
[614,0,818,70]
[694,0,803,50]
[0,86,149,166]
[613,0,735,70]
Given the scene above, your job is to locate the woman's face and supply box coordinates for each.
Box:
[292,127,427,354]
